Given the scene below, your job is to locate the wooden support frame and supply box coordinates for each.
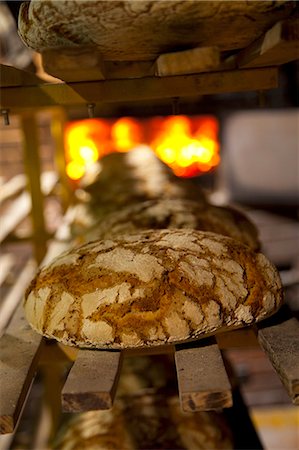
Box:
[0,67,278,110]
[0,305,43,434]
[236,19,299,68]
[20,113,47,264]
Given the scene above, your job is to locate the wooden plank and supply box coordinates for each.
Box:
[155,46,220,76]
[0,174,26,203]
[175,339,232,412]
[62,350,123,412]
[0,64,44,87]
[0,304,44,434]
[0,67,278,109]
[257,309,299,405]
[0,171,57,244]
[0,254,14,286]
[42,47,106,82]
[237,20,299,68]
[0,207,76,434]
[0,259,37,337]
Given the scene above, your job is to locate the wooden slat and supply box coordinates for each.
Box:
[0,205,78,434]
[175,339,232,412]
[0,67,278,109]
[0,171,57,243]
[155,46,220,76]
[62,350,123,412]
[237,19,299,68]
[0,304,44,434]
[257,309,299,405]
[0,259,37,337]
[0,174,26,203]
[42,47,105,82]
[0,254,15,286]
[0,64,44,87]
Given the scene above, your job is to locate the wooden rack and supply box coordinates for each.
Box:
[0,200,298,435]
[0,2,298,444]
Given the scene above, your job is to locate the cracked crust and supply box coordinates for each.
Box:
[18,1,294,60]
[82,198,260,250]
[24,229,283,349]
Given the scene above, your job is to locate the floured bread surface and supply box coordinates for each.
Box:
[24,229,283,349]
[83,198,260,250]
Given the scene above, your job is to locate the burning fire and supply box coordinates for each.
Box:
[64,116,220,180]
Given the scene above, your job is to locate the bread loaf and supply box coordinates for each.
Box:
[82,148,207,218]
[53,394,233,450]
[82,198,260,250]
[18,0,294,61]
[24,229,283,349]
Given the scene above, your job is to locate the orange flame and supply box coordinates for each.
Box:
[150,116,219,177]
[64,116,220,180]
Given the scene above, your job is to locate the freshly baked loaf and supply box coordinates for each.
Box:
[80,148,207,221]
[24,229,283,349]
[53,394,233,450]
[18,0,294,61]
[82,198,260,250]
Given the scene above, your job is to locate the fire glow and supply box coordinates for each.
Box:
[64,115,220,180]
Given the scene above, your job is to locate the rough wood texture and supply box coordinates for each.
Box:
[237,19,299,68]
[0,305,43,434]
[257,309,299,405]
[42,47,106,82]
[0,67,278,109]
[62,350,123,412]
[155,46,220,76]
[19,1,296,61]
[175,339,232,411]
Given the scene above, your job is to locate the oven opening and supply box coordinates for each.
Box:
[64,115,220,182]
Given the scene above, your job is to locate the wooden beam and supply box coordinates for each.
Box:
[155,46,220,76]
[237,20,299,68]
[0,67,278,109]
[257,309,299,405]
[42,47,106,82]
[175,339,232,412]
[0,304,43,434]
[62,350,123,412]
[0,64,44,87]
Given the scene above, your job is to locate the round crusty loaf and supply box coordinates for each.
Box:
[82,198,260,250]
[18,0,295,61]
[24,229,283,349]
[82,148,207,220]
[53,394,233,450]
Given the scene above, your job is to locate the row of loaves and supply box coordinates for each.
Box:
[24,147,283,349]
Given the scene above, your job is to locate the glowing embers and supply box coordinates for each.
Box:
[64,115,220,180]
